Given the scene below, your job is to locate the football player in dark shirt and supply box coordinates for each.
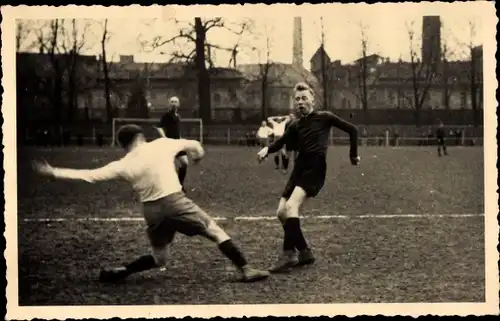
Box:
[257,82,360,273]
[436,120,448,157]
[156,96,189,192]
[283,112,298,171]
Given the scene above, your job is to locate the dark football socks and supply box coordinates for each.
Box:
[274,155,280,168]
[282,155,289,170]
[285,218,309,251]
[125,254,158,275]
[280,219,295,251]
[218,239,248,268]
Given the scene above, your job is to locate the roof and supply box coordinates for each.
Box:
[17,52,245,81]
[309,46,330,63]
[237,63,320,88]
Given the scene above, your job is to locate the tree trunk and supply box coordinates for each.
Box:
[195,18,212,123]
[101,20,113,124]
[68,55,77,123]
[470,59,480,127]
[261,79,267,120]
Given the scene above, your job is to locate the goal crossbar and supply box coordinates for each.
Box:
[111,117,203,146]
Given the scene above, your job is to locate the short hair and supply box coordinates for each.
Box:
[116,124,144,148]
[294,82,315,97]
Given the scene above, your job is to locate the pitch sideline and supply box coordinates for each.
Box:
[20,213,484,223]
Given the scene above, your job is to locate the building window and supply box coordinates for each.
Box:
[213,92,222,105]
[368,90,377,102]
[342,98,347,109]
[460,92,467,109]
[280,91,289,102]
[387,90,395,105]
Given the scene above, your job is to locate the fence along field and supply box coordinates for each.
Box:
[22,120,484,147]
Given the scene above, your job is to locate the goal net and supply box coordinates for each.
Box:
[111,117,203,147]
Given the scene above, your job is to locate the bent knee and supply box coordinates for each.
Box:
[204,219,230,244]
[284,200,300,217]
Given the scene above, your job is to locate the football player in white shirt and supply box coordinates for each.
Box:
[33,124,270,283]
[268,116,291,172]
[256,121,273,147]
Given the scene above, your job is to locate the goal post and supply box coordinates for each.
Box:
[111,117,203,147]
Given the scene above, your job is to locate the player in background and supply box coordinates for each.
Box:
[256,120,273,147]
[33,125,270,284]
[436,119,449,157]
[156,96,189,192]
[268,115,290,171]
[257,82,360,273]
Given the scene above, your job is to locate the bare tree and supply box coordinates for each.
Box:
[440,40,455,110]
[139,17,251,122]
[98,18,115,123]
[35,19,64,125]
[249,21,279,120]
[15,20,32,52]
[405,20,438,126]
[60,19,93,122]
[345,23,381,123]
[465,20,482,126]
[319,17,330,110]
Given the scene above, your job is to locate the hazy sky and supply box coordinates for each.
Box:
[17,2,493,70]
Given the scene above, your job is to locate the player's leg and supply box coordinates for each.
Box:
[269,196,300,273]
[284,186,315,267]
[437,138,444,157]
[284,158,326,267]
[281,148,290,173]
[269,169,301,273]
[442,139,448,156]
[99,203,176,283]
[170,195,270,282]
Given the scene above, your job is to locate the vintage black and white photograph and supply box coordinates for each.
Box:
[3,2,498,319]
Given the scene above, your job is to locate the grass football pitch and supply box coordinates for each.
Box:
[16,145,485,305]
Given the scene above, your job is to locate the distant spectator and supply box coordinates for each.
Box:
[455,129,462,146]
[62,129,71,146]
[361,128,367,146]
[77,134,84,146]
[393,130,400,147]
[96,133,104,147]
[435,120,448,157]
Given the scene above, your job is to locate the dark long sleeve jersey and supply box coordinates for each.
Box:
[159,111,181,139]
[268,111,358,158]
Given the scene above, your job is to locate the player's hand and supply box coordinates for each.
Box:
[32,159,55,176]
[350,156,361,166]
[257,147,269,163]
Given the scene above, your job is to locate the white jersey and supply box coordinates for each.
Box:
[269,119,287,137]
[257,126,273,139]
[52,138,186,203]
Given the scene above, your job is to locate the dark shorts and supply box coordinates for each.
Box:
[282,153,327,199]
[143,192,213,248]
[258,137,269,147]
[285,144,298,152]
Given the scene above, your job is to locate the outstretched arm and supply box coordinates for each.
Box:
[33,159,124,183]
[155,127,166,138]
[175,139,205,162]
[325,111,359,159]
[257,124,294,162]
